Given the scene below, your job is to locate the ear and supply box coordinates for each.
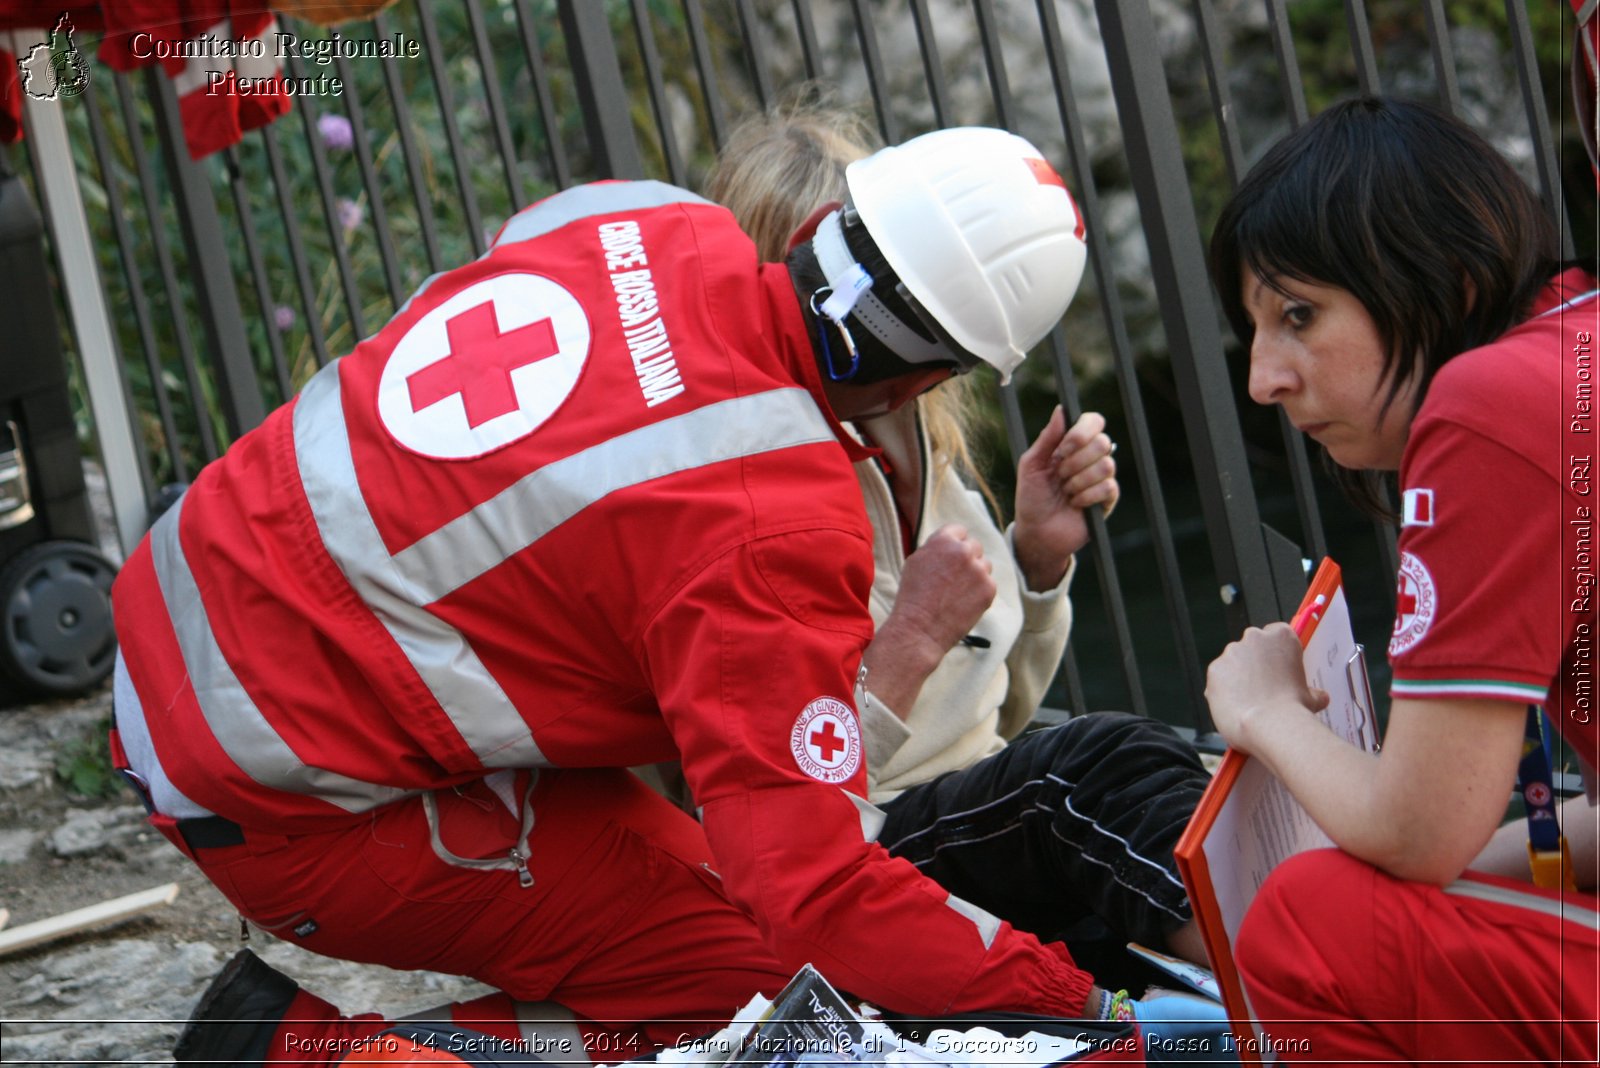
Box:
[786,201,844,254]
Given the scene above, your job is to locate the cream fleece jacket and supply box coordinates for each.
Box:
[851,400,1075,802]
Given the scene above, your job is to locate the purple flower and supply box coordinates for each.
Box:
[318,112,354,152]
[337,196,364,234]
[273,305,295,331]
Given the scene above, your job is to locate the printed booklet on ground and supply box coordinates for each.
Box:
[1173,559,1379,1064]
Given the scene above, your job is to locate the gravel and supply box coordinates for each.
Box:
[0,688,485,1066]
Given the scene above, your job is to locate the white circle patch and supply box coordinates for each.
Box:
[1388,551,1438,656]
[790,697,862,784]
[378,273,591,459]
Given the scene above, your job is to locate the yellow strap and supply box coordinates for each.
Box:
[1528,837,1578,892]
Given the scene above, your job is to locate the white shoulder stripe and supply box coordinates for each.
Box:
[494,181,711,248]
[944,892,1002,949]
[294,362,548,769]
[112,651,213,820]
[148,494,410,812]
[391,388,834,600]
[292,373,831,772]
[1445,877,1600,931]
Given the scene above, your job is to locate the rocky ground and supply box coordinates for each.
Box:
[0,686,488,1066]
[1,466,486,1064]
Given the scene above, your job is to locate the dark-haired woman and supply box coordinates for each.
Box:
[1205,96,1598,1062]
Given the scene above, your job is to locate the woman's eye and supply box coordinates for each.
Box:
[1284,304,1313,329]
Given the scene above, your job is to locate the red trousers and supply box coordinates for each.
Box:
[179,768,791,1050]
[1236,848,1599,1066]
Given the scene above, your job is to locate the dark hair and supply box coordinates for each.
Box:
[1210,96,1559,516]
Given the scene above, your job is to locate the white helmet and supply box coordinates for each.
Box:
[810,127,1087,383]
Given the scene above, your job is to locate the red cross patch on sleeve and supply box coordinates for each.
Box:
[1389,551,1438,656]
[790,697,862,784]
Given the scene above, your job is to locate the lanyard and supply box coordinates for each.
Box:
[1519,705,1576,891]
[1514,283,1594,889]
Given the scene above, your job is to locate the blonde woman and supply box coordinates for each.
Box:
[706,101,1216,989]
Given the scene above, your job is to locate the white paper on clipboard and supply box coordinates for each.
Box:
[1174,560,1379,1063]
[1202,582,1378,946]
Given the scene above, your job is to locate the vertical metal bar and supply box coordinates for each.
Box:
[260,124,331,369]
[1058,643,1088,720]
[1343,0,1381,97]
[906,0,952,128]
[1093,0,1277,640]
[971,0,1016,128]
[139,78,227,460]
[789,0,823,82]
[1263,0,1309,128]
[1504,0,1578,261]
[1035,0,1209,725]
[1047,331,1148,718]
[19,76,151,553]
[1191,0,1245,187]
[114,74,215,468]
[1278,410,1327,562]
[1421,0,1461,115]
[846,0,899,145]
[1192,5,1327,563]
[464,0,525,210]
[1190,3,1328,563]
[1375,513,1399,584]
[221,146,293,405]
[376,9,443,272]
[681,0,730,149]
[998,380,1028,468]
[557,0,646,179]
[333,44,405,309]
[148,70,263,448]
[417,0,488,251]
[629,0,689,186]
[513,0,574,189]
[80,79,172,490]
[734,0,775,111]
[1190,4,1324,572]
[283,53,367,340]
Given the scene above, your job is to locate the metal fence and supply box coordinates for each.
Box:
[7,0,1590,732]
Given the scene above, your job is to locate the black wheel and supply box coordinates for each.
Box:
[0,540,117,698]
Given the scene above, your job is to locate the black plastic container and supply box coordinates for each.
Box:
[0,145,116,704]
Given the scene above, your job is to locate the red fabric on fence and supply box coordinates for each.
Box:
[1,1,290,159]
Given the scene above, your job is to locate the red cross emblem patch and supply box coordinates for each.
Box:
[790,697,862,784]
[378,273,591,459]
[1389,551,1437,657]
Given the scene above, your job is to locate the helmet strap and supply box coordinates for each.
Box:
[811,209,963,370]
[809,287,861,381]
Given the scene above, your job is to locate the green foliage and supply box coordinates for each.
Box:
[31,1,1593,511]
[54,713,123,800]
[41,0,760,486]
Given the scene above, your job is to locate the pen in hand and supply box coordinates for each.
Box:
[959,634,991,649]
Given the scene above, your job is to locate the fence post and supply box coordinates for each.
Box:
[1092,0,1278,634]
[147,69,265,442]
[556,0,645,179]
[14,68,149,558]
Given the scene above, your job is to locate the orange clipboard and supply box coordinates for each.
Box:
[1173,559,1375,1063]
